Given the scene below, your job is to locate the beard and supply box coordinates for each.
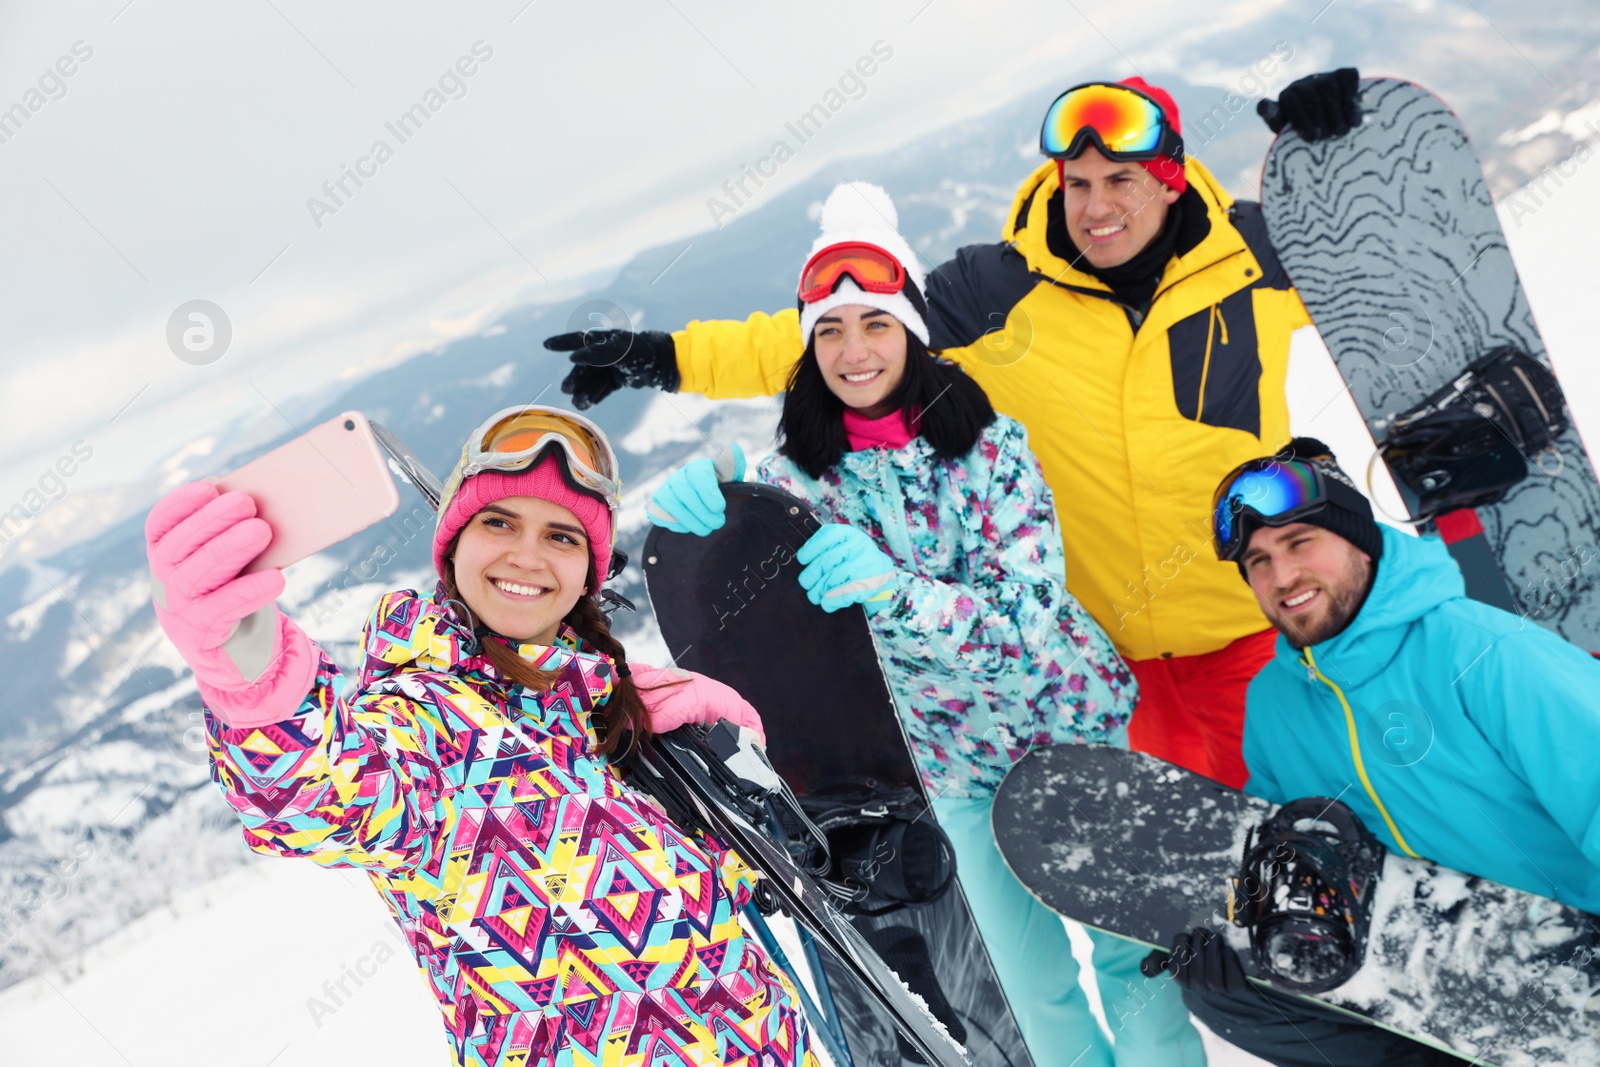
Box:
[1268,552,1375,650]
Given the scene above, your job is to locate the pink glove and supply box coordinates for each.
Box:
[630,664,766,746]
[146,482,318,729]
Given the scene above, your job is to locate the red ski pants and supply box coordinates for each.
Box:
[1125,627,1278,789]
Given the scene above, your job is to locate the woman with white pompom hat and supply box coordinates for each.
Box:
[649,182,1203,1066]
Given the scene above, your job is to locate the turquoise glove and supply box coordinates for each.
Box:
[796,523,901,615]
[647,444,746,536]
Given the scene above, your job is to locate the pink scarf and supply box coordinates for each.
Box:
[842,408,917,452]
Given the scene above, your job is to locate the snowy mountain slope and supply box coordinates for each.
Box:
[0,848,1267,1066]
[0,855,449,1065]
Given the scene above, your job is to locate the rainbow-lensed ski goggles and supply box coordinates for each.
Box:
[1211,456,1368,562]
[445,405,621,517]
[1039,82,1186,163]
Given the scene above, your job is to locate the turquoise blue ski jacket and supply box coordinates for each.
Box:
[1243,524,1600,912]
[758,415,1136,798]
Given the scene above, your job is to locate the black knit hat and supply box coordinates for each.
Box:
[1230,437,1384,572]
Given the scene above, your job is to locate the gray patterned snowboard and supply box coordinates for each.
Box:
[992,744,1600,1066]
[1261,78,1600,650]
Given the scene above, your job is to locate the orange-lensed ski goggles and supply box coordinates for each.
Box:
[446,405,621,514]
[798,241,908,303]
[1039,82,1185,163]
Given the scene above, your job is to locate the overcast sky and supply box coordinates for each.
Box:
[0,1,1150,500]
[0,0,1588,522]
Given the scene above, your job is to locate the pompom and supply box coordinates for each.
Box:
[819,181,899,235]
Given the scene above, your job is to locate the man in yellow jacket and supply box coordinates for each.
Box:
[549,71,1362,790]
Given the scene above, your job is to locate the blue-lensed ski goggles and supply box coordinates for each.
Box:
[1211,457,1366,561]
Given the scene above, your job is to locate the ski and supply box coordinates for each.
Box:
[371,419,445,509]
[625,724,971,1067]
[743,903,857,1067]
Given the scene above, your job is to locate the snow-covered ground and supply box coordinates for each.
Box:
[0,846,1268,1065]
[0,855,441,1064]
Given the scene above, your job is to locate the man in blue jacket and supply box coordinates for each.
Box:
[1150,437,1600,1067]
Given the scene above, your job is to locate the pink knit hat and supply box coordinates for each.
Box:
[432,453,613,593]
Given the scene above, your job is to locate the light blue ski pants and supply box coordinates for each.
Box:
[932,792,1207,1067]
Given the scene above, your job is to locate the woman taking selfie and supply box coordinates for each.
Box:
[650,183,1201,1066]
[144,406,812,1067]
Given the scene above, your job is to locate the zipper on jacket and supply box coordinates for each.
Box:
[877,450,916,568]
[1300,646,1419,858]
[1195,303,1229,421]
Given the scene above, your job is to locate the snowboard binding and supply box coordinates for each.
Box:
[1230,798,1385,993]
[790,784,958,917]
[1374,346,1568,522]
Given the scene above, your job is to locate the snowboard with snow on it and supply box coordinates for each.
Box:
[644,484,1033,1067]
[1261,77,1600,648]
[623,724,970,1067]
[991,743,1600,1067]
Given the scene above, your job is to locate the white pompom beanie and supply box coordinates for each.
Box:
[797,182,930,346]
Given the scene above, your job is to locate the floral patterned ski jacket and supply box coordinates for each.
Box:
[758,414,1137,798]
[205,586,814,1067]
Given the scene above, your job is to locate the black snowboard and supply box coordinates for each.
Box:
[1262,78,1600,647]
[992,743,1600,1067]
[644,484,1034,1067]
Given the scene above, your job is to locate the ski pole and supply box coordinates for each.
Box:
[743,902,855,1067]
[796,924,852,1064]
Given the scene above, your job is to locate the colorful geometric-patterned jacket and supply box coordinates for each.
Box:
[205,586,815,1067]
[757,414,1138,799]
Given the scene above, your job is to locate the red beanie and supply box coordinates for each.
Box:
[432,454,613,593]
[1120,77,1186,194]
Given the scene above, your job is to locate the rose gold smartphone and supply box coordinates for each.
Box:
[215,411,401,572]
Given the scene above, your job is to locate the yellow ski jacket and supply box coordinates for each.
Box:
[672,158,1311,661]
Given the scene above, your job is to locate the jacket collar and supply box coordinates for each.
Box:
[362,586,617,708]
[1003,156,1247,299]
[1273,525,1467,688]
[836,429,935,475]
[505,629,619,711]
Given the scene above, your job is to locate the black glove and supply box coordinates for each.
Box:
[544,329,679,410]
[1140,927,1251,996]
[1258,67,1361,141]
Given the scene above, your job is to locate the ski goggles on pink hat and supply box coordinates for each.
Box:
[1040,81,1186,163]
[444,405,621,516]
